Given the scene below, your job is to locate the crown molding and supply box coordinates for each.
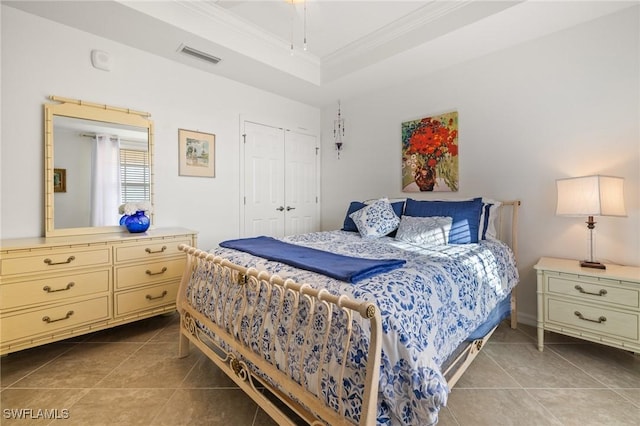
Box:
[119,0,321,84]
[322,0,472,64]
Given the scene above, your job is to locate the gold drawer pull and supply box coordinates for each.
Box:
[42,310,74,323]
[146,290,168,301]
[574,311,607,324]
[43,282,75,293]
[574,285,607,297]
[145,246,167,254]
[43,256,76,266]
[145,267,167,276]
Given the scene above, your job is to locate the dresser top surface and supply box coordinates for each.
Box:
[0,227,197,252]
[535,257,640,282]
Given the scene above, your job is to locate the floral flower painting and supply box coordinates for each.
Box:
[402,111,459,192]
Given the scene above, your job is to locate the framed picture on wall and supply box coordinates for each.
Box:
[178,129,215,178]
[53,168,66,192]
[401,111,459,192]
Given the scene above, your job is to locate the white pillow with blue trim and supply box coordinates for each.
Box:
[349,198,400,238]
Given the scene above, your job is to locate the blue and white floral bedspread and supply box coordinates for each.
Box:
[208,230,519,425]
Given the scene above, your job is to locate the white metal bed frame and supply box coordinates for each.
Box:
[176,200,520,425]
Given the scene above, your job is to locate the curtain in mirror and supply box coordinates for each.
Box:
[91,134,121,226]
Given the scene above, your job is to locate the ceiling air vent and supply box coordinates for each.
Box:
[178,44,221,65]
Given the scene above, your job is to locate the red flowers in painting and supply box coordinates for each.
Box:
[406,117,458,163]
[402,112,459,192]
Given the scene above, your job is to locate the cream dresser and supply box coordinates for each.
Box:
[535,257,640,354]
[0,227,196,355]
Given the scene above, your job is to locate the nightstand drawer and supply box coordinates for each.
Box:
[0,269,110,310]
[115,282,178,316]
[547,275,640,309]
[1,246,111,276]
[547,298,639,341]
[114,238,191,263]
[114,258,185,289]
[0,296,110,342]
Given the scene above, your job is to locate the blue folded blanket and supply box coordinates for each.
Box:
[219,236,406,283]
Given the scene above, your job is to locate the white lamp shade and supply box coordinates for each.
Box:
[556,175,627,217]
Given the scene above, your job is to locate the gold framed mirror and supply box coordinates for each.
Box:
[44,96,154,237]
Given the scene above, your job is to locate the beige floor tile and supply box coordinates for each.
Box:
[181,353,238,389]
[97,342,199,388]
[454,351,521,389]
[85,314,175,343]
[548,343,640,389]
[1,344,73,389]
[149,316,182,343]
[0,388,88,426]
[153,388,259,425]
[9,343,142,388]
[528,388,640,426]
[434,406,460,425]
[484,342,605,388]
[487,321,537,344]
[252,408,280,426]
[447,388,563,426]
[46,388,176,426]
[616,388,640,408]
[519,323,591,345]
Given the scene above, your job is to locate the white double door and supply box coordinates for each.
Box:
[242,121,319,238]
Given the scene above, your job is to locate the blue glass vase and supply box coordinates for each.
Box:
[123,210,150,233]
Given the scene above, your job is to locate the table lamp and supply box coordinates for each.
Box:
[556,175,626,269]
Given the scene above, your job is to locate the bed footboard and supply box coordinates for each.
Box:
[176,245,382,425]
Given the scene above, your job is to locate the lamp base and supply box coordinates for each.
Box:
[580,260,606,270]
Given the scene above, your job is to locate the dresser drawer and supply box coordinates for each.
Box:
[114,238,191,263]
[115,258,185,289]
[0,296,110,342]
[547,275,640,309]
[1,246,111,276]
[115,282,178,316]
[547,298,639,341]
[0,269,110,310]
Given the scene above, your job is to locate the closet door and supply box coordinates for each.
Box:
[284,130,318,235]
[243,121,285,237]
[242,122,318,238]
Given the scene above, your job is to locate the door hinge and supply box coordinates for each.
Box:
[242,134,246,143]
[315,147,319,155]
[243,196,246,205]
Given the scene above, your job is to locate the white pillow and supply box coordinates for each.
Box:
[481,199,502,240]
[395,216,453,246]
[349,198,400,238]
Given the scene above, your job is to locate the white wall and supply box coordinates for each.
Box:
[0,6,320,250]
[320,7,640,325]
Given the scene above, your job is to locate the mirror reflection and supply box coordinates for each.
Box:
[53,116,150,229]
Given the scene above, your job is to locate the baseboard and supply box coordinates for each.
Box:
[515,311,536,327]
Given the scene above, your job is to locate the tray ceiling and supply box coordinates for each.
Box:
[5,1,635,106]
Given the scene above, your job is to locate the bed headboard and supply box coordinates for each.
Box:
[495,200,521,263]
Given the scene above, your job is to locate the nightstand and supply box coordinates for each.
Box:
[534,257,640,354]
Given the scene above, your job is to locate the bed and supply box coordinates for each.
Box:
[177,197,520,425]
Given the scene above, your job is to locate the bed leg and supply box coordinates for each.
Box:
[510,292,517,329]
[178,331,190,358]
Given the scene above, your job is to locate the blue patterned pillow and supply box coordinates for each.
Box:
[349,199,400,238]
[404,197,483,244]
[342,200,405,233]
[395,216,453,246]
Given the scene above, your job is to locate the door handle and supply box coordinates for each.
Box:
[276,206,285,211]
[286,206,296,211]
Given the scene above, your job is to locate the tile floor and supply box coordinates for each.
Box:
[1,314,638,425]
